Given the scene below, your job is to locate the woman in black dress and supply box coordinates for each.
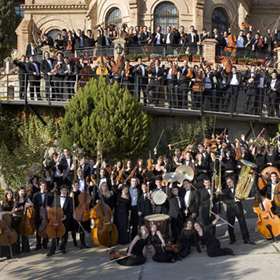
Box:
[114,184,131,245]
[194,215,234,257]
[117,225,149,266]
[13,187,34,254]
[95,182,115,210]
[177,219,200,258]
[149,224,177,263]
[28,175,40,201]
[0,189,16,259]
[195,153,208,188]
[265,144,278,167]
[43,169,56,193]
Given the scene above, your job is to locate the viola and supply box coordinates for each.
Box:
[147,151,154,171]
[75,191,91,222]
[0,206,18,246]
[46,191,66,238]
[86,174,97,186]
[18,206,35,237]
[90,195,118,247]
[52,63,61,75]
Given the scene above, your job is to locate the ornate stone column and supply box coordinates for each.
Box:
[202,39,217,64]
[129,0,139,27]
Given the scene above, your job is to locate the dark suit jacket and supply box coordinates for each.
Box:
[226,72,243,86]
[168,195,185,218]
[45,159,63,180]
[26,61,41,80]
[79,163,91,178]
[198,187,218,220]
[76,63,88,73]
[140,32,150,44]
[41,59,54,75]
[266,78,280,94]
[148,67,164,79]
[51,195,73,225]
[137,193,153,217]
[179,66,191,83]
[62,62,76,76]
[187,33,199,46]
[33,192,54,218]
[260,183,280,214]
[13,60,27,76]
[151,32,164,45]
[26,44,37,57]
[179,188,199,215]
[60,156,73,181]
[84,36,95,48]
[132,63,148,85]
[222,186,242,217]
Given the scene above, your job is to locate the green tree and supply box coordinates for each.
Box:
[0,0,17,64]
[60,77,152,160]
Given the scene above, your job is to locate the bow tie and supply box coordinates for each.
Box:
[186,189,190,192]
[61,196,66,198]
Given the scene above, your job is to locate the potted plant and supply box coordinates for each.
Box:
[126,54,137,62]
[166,54,180,61]
[238,58,248,65]
[179,53,191,61]
[192,54,202,62]
[150,53,162,61]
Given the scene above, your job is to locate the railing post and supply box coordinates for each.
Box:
[6,74,9,102]
[200,83,203,116]
[259,88,263,120]
[24,74,27,104]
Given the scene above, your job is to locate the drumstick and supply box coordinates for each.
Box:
[210,211,234,228]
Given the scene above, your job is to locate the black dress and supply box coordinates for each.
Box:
[195,161,208,188]
[115,193,130,245]
[177,228,200,258]
[117,235,149,266]
[0,202,16,258]
[266,152,278,167]
[196,224,233,257]
[149,233,174,263]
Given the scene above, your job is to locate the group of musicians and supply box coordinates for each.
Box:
[1,130,280,264]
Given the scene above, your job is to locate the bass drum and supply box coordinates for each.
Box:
[151,189,166,205]
[144,214,170,234]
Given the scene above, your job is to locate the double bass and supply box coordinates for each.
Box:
[46,190,66,238]
[90,188,118,247]
[75,188,91,222]
[38,192,49,239]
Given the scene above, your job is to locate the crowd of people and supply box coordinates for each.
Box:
[1,130,280,265]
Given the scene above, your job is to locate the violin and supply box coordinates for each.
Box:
[86,174,97,186]
[109,249,136,260]
[162,244,180,254]
[147,60,156,72]
[171,27,179,34]
[258,38,264,48]
[124,65,132,80]
[181,141,197,159]
[0,205,18,246]
[18,205,35,237]
[171,63,178,76]
[235,139,242,161]
[116,169,125,183]
[262,25,268,32]
[75,189,91,222]
[186,67,194,79]
[90,191,118,247]
[46,190,66,238]
[124,165,138,184]
[52,63,61,75]
[242,22,254,30]
[66,40,73,51]
[147,151,154,171]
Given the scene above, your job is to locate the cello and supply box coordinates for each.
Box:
[18,205,35,237]
[38,190,49,239]
[90,188,118,247]
[78,51,95,89]
[75,187,91,222]
[46,190,66,238]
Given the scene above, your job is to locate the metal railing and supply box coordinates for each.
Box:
[0,73,279,121]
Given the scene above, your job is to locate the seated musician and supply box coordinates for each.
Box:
[0,189,16,259]
[145,59,164,105]
[47,185,72,256]
[70,180,90,249]
[260,172,280,216]
[33,180,53,251]
[117,225,149,266]
[149,224,178,263]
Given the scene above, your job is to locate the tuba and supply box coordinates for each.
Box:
[235,160,257,200]
[11,49,20,62]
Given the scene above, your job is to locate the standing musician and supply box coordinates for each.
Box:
[76,56,87,74]
[168,185,185,243]
[13,55,28,100]
[140,26,150,44]
[223,177,255,245]
[145,59,164,105]
[47,185,73,256]
[260,172,280,215]
[122,59,134,92]
[179,60,192,108]
[150,26,164,45]
[214,63,228,111]
[41,51,54,100]
[224,66,243,113]
[33,180,53,250]
[179,179,199,220]
[187,25,199,55]
[151,176,169,215]
[256,68,268,115]
[265,71,280,117]
[13,187,34,254]
[132,57,149,103]
[63,56,77,100]
[165,60,180,107]
[202,65,215,110]
[51,52,65,101]
[60,148,74,187]
[78,156,91,179]
[137,183,153,226]
[26,55,42,101]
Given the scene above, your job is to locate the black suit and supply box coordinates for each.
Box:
[266,78,280,117]
[137,193,153,225]
[62,62,76,99]
[179,66,191,108]
[41,58,54,99]
[48,195,73,253]
[26,61,41,100]
[179,187,199,220]
[79,163,91,179]
[214,68,228,110]
[33,192,53,248]
[133,63,148,102]
[187,33,199,55]
[26,44,37,57]
[151,32,164,45]
[140,32,150,44]
[168,194,185,242]
[260,183,280,214]
[165,66,180,107]
[223,186,250,242]
[13,60,27,99]
[202,71,215,110]
[146,66,164,104]
[224,72,243,113]
[44,159,64,188]
[60,156,73,186]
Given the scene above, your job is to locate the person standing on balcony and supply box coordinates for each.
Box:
[265,71,280,117]
[140,26,150,45]
[149,26,164,46]
[202,65,215,110]
[41,51,54,100]
[51,52,65,101]
[178,60,191,109]
[187,25,199,55]
[13,55,28,100]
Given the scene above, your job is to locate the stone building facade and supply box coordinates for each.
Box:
[16,0,280,56]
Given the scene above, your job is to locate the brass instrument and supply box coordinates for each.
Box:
[254,137,266,147]
[11,49,20,62]
[235,160,257,200]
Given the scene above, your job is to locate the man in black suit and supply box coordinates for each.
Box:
[73,29,86,56]
[26,55,42,100]
[41,51,54,100]
[26,40,37,57]
[63,56,76,100]
[260,172,280,215]
[179,60,191,108]
[132,57,149,102]
[151,176,169,215]
[200,28,210,42]
[150,26,164,45]
[202,65,215,110]
[265,71,280,117]
[54,33,66,51]
[13,55,27,99]
[51,52,65,101]
[140,26,150,44]
[145,59,164,105]
[165,60,180,107]
[47,185,73,256]
[213,64,228,111]
[224,66,243,113]
[95,28,105,48]
[97,168,112,190]
[43,152,64,189]
[60,148,74,187]
[76,56,87,74]
[84,29,95,49]
[255,68,268,115]
[198,178,218,232]
[223,177,255,245]
[78,156,91,179]
[187,25,199,55]
[33,180,53,250]
[179,179,199,221]
[169,185,185,242]
[39,33,54,48]
[137,183,153,226]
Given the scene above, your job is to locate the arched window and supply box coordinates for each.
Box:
[48,29,61,40]
[105,8,122,30]
[154,2,179,34]
[211,8,228,34]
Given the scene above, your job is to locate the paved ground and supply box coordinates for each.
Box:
[1,216,280,280]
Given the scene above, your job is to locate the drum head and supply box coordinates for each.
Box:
[151,190,166,205]
[144,214,170,222]
[240,159,257,169]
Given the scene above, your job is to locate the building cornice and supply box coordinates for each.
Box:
[21,5,87,11]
